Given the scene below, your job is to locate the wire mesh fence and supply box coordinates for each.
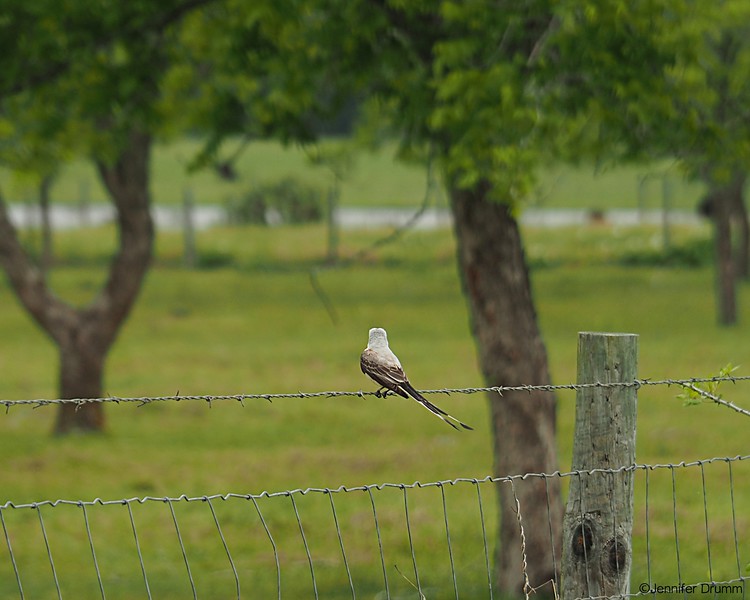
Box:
[0,376,748,599]
[1,458,748,599]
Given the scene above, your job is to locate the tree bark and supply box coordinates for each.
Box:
[0,129,154,434]
[715,195,735,326]
[732,178,748,280]
[55,330,107,432]
[705,172,744,326]
[449,180,562,596]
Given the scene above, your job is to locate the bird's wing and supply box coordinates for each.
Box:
[360,349,410,398]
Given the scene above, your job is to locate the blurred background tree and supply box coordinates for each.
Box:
[0,0,213,433]
[550,0,750,325]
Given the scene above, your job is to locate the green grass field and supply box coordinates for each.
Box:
[0,219,748,598]
[0,137,707,211]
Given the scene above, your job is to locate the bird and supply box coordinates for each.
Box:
[360,327,473,431]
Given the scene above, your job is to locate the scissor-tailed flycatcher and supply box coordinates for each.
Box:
[360,327,473,431]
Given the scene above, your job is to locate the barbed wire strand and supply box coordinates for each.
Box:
[2,375,750,410]
[677,381,750,418]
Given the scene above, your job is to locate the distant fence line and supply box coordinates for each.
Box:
[8,202,707,232]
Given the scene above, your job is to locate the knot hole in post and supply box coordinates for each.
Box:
[603,534,629,577]
[571,519,595,560]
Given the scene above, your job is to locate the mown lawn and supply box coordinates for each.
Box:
[0,222,747,598]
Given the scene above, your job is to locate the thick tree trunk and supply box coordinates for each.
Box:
[449,181,562,596]
[55,336,106,433]
[54,129,154,434]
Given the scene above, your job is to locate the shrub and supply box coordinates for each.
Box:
[227,178,324,225]
[618,237,712,268]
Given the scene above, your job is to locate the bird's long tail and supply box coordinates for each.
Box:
[402,382,473,431]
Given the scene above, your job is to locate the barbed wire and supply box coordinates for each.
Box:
[1,374,748,410]
[677,381,750,418]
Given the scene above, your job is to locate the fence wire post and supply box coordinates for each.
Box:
[561,332,638,600]
[182,187,197,269]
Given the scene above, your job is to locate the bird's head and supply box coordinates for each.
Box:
[367,327,389,349]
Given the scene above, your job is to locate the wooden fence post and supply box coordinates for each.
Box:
[183,187,197,269]
[78,178,91,227]
[561,332,638,600]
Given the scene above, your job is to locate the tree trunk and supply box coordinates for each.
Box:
[54,334,107,433]
[715,197,735,325]
[706,173,744,326]
[732,178,748,280]
[449,180,562,596]
[55,129,154,434]
[0,128,154,434]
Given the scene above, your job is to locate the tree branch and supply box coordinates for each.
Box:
[526,16,560,67]
[0,189,74,340]
[309,148,438,323]
[91,129,155,345]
